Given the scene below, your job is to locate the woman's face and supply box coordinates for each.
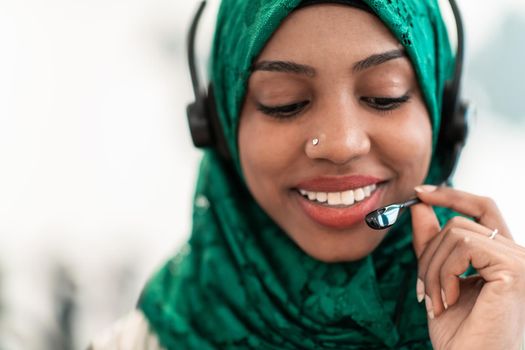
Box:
[238,4,432,262]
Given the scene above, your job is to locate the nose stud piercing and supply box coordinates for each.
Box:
[312,138,319,146]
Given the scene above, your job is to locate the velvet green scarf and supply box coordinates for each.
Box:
[139,0,457,348]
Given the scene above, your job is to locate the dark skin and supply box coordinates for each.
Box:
[238,4,525,349]
[239,4,432,262]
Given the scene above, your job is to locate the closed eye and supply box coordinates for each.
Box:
[360,95,411,111]
[256,100,310,119]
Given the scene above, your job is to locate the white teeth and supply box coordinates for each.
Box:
[316,192,327,203]
[341,190,355,205]
[298,184,379,206]
[354,188,365,201]
[327,192,342,205]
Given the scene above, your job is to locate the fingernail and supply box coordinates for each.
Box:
[414,185,437,193]
[425,294,434,319]
[416,278,425,303]
[441,289,448,310]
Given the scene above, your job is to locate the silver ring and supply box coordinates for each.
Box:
[312,138,319,146]
[488,228,499,240]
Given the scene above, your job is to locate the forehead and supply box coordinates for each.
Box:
[256,4,402,66]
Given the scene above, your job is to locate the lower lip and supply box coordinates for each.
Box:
[295,186,384,230]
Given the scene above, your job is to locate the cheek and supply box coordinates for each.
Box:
[238,106,301,200]
[239,119,281,183]
[402,121,433,179]
[379,112,433,183]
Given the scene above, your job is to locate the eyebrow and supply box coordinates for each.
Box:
[252,60,316,77]
[352,49,406,72]
[251,49,406,77]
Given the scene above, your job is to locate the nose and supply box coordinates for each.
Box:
[305,98,371,165]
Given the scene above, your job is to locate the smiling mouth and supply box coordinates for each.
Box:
[293,182,385,230]
[297,183,378,208]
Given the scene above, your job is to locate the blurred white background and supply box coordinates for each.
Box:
[0,0,524,348]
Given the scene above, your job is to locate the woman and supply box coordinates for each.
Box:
[90,0,525,349]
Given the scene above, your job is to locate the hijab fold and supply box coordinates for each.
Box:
[139,0,458,348]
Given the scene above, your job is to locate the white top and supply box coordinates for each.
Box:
[88,310,525,350]
[88,310,164,350]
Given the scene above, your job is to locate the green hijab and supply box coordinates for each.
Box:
[139,0,457,348]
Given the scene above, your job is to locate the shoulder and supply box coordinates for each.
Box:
[88,310,165,350]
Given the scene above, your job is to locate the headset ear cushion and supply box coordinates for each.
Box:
[187,95,214,147]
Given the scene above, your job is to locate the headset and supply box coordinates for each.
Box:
[185,0,471,183]
[186,1,231,160]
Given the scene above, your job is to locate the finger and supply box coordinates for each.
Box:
[416,216,477,303]
[424,227,473,318]
[428,227,512,318]
[437,215,507,243]
[437,233,503,313]
[410,202,441,259]
[439,239,471,311]
[414,185,512,240]
[418,216,474,269]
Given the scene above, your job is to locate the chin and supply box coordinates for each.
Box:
[295,231,386,263]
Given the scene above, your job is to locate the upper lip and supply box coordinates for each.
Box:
[295,175,384,192]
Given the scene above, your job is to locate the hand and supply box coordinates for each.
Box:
[410,185,525,350]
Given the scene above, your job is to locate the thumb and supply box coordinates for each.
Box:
[410,202,441,258]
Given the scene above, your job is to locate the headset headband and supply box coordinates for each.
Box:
[186,0,470,183]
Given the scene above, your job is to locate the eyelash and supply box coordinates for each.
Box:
[256,95,410,119]
[256,101,310,119]
[360,95,411,112]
